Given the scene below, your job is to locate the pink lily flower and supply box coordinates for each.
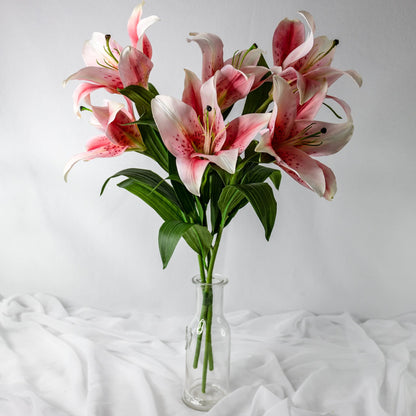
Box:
[64,3,159,116]
[256,76,354,200]
[64,101,144,181]
[272,11,362,104]
[187,32,269,110]
[151,76,270,196]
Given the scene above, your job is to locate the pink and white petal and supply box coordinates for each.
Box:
[295,96,353,156]
[272,18,305,67]
[273,11,314,68]
[215,65,254,110]
[136,15,160,42]
[307,66,363,88]
[71,83,100,117]
[118,46,153,88]
[282,11,315,68]
[296,81,327,119]
[64,136,127,182]
[200,76,226,147]
[200,148,239,174]
[276,145,326,196]
[297,74,326,104]
[316,160,337,200]
[151,95,203,156]
[106,111,145,149]
[91,102,123,129]
[222,113,271,154]
[255,127,280,160]
[182,69,203,119]
[187,32,224,82]
[176,156,210,196]
[64,66,123,90]
[240,65,272,90]
[127,3,144,48]
[271,76,298,139]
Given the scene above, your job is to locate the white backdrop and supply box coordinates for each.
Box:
[1,0,415,318]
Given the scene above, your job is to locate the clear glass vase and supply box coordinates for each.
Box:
[182,275,230,411]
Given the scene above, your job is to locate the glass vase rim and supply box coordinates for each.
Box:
[192,274,228,286]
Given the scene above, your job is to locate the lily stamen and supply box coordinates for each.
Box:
[103,34,120,65]
[306,39,339,70]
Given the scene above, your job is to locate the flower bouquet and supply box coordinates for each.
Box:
[64,3,361,410]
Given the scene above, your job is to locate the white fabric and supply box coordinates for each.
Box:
[0,294,415,416]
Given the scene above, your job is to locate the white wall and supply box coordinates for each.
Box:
[1,0,415,318]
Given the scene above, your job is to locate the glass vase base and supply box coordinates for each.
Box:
[182,383,227,411]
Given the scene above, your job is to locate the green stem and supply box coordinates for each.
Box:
[255,96,273,113]
[201,302,213,393]
[198,225,224,391]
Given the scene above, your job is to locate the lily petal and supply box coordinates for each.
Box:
[182,69,203,119]
[127,3,144,48]
[271,76,298,141]
[151,95,203,157]
[187,32,224,82]
[200,77,226,149]
[276,145,326,196]
[295,96,353,156]
[64,136,128,182]
[200,148,239,174]
[273,11,314,68]
[176,156,210,196]
[215,65,255,110]
[223,113,271,153]
[296,81,327,119]
[118,46,153,88]
[316,160,337,200]
[64,66,123,90]
[71,83,101,117]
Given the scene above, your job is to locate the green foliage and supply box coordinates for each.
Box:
[158,220,212,268]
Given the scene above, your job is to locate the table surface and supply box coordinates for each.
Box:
[0,293,415,416]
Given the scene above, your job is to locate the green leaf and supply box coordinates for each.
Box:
[158,220,213,268]
[242,165,282,190]
[183,224,213,258]
[219,183,277,240]
[101,169,184,222]
[119,85,156,117]
[242,80,273,115]
[158,220,193,268]
[218,185,247,220]
[140,125,169,172]
[168,153,196,216]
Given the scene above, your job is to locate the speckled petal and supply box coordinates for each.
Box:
[182,69,203,120]
[223,113,271,154]
[118,46,153,88]
[276,145,326,196]
[272,11,314,68]
[151,95,203,157]
[215,65,254,110]
[271,76,298,143]
[64,67,123,90]
[64,136,128,182]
